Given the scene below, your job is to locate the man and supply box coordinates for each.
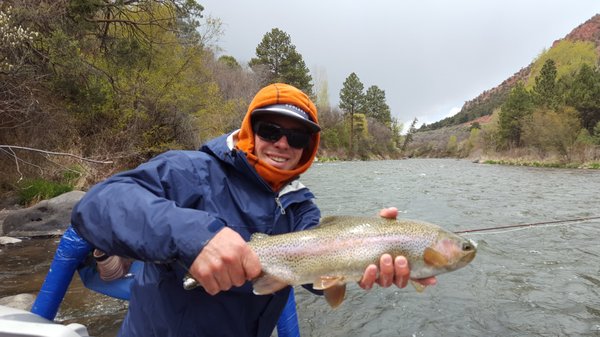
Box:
[72,83,434,337]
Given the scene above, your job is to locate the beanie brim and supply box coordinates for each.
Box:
[252,104,321,133]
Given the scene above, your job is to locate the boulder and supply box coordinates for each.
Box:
[2,191,85,237]
[0,293,36,311]
[0,236,22,245]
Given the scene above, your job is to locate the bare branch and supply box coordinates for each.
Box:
[0,145,114,164]
[1,147,24,182]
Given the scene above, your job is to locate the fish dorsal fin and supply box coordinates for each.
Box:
[324,284,347,308]
[312,276,345,290]
[318,216,343,227]
[252,274,288,295]
[250,232,269,241]
[423,247,449,267]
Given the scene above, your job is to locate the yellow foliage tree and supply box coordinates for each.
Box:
[521,106,582,159]
[526,40,598,89]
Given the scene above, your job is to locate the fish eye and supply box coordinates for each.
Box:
[462,242,474,251]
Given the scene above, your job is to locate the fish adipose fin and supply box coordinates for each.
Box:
[410,280,427,293]
[423,247,449,267]
[252,274,288,295]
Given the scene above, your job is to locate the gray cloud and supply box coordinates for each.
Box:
[200,0,600,128]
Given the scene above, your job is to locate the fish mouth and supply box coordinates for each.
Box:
[460,250,476,264]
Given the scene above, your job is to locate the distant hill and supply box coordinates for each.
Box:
[418,14,600,132]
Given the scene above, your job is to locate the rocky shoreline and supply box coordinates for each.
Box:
[0,191,84,242]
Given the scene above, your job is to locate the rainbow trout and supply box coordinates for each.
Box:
[184,216,476,308]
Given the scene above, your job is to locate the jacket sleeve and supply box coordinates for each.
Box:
[71,151,225,268]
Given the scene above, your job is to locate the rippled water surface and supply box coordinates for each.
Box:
[1,159,599,336]
[297,159,600,337]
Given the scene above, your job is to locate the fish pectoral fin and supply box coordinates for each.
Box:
[312,276,345,290]
[250,232,269,241]
[312,276,347,308]
[324,284,347,309]
[423,247,449,267]
[410,280,427,293]
[252,274,288,295]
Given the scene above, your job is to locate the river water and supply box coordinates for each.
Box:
[1,159,599,336]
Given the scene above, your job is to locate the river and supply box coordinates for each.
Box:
[1,159,599,336]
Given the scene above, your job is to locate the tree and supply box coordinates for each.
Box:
[339,72,365,155]
[532,59,560,109]
[567,63,600,131]
[218,55,241,69]
[312,66,330,110]
[390,117,403,149]
[401,118,418,153]
[498,82,534,148]
[526,40,598,89]
[521,107,582,159]
[364,85,392,125]
[249,28,313,95]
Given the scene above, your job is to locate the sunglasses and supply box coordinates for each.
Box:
[253,121,311,149]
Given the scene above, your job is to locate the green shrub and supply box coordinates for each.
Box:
[18,178,73,205]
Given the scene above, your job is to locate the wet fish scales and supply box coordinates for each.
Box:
[250,216,476,307]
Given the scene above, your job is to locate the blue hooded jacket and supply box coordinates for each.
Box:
[71,132,321,337]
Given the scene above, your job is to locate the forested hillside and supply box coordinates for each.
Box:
[420,14,600,131]
[407,14,600,167]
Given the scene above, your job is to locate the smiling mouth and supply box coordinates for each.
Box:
[269,155,288,163]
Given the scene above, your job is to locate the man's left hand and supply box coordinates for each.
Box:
[358,207,437,290]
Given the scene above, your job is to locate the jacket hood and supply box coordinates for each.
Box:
[235,83,320,191]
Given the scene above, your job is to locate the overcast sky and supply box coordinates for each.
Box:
[199,1,600,129]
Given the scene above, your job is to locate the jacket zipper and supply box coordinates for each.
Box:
[275,196,286,215]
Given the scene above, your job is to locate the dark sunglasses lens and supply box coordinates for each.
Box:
[256,123,283,141]
[286,132,310,148]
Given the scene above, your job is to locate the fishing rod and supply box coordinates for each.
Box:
[454,216,600,234]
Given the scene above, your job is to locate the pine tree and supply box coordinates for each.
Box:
[533,59,559,109]
[498,82,534,147]
[249,28,313,95]
[401,118,418,153]
[339,72,365,156]
[364,85,392,126]
[567,63,600,131]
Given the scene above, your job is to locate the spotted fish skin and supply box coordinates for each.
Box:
[249,216,476,300]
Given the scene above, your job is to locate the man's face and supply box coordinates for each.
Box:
[253,115,307,171]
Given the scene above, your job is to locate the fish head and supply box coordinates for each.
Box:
[423,233,477,273]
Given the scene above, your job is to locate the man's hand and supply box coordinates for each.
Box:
[189,227,261,295]
[358,207,437,290]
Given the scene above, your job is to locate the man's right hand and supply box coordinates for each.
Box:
[189,227,262,295]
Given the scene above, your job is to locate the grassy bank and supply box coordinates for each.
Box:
[479,157,600,169]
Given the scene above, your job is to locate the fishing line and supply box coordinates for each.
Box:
[454,216,600,235]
